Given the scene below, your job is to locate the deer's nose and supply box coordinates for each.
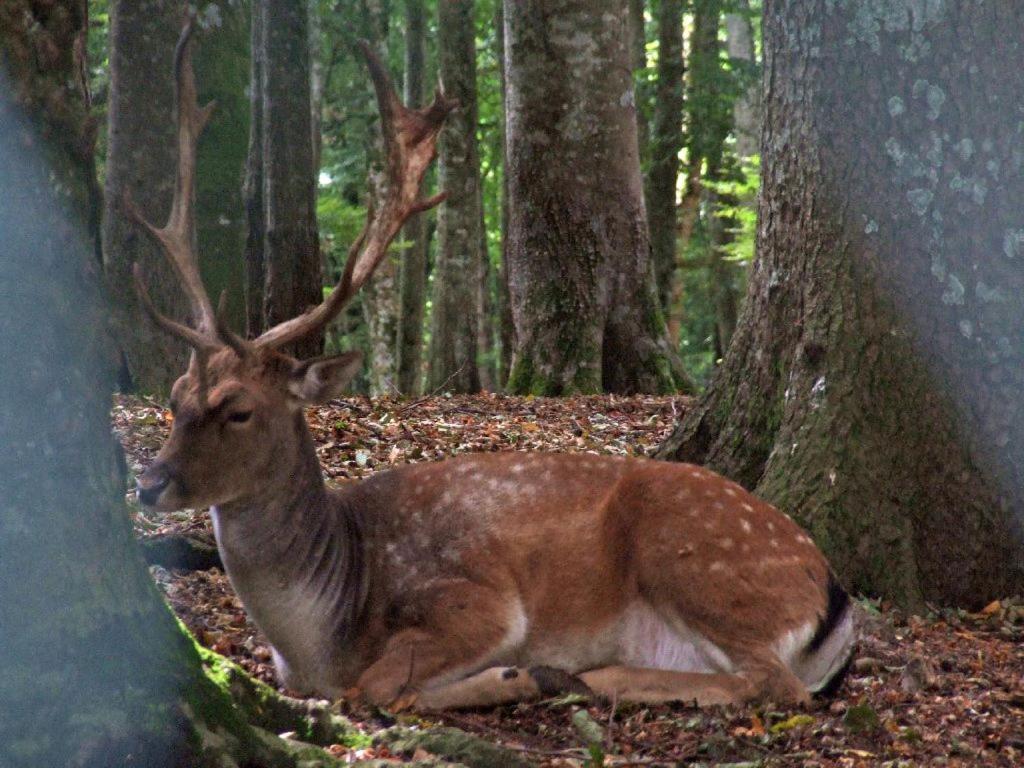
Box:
[136,466,171,507]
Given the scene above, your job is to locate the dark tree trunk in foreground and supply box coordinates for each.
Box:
[504,0,679,395]
[258,0,323,358]
[658,0,1024,608]
[103,0,190,393]
[429,0,483,393]
[395,0,430,395]
[2,7,291,765]
[646,0,684,315]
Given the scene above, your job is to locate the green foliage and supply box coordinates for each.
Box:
[704,155,760,265]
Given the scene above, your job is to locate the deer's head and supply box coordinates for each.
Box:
[133,24,453,511]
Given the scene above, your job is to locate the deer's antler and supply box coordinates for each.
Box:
[126,21,218,343]
[253,40,456,351]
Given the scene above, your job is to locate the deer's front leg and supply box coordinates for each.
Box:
[354,582,523,708]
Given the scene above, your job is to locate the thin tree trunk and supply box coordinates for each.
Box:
[496,1,514,386]
[627,0,649,165]
[395,0,429,395]
[261,0,323,359]
[428,0,482,393]
[194,1,250,333]
[102,0,191,394]
[646,0,684,315]
[658,0,1024,609]
[725,0,759,160]
[358,1,398,395]
[244,1,266,338]
[476,180,496,391]
[689,0,739,354]
[504,0,680,395]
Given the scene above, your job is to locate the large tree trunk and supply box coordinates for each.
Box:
[259,0,323,359]
[428,0,483,393]
[0,7,333,765]
[657,0,1024,609]
[102,0,191,393]
[503,0,679,395]
[395,0,430,395]
[646,0,684,315]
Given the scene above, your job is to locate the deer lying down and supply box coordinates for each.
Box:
[133,26,856,711]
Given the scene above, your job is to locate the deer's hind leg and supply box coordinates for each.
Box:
[577,666,753,706]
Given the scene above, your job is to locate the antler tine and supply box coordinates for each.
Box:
[253,41,456,352]
[126,21,218,338]
[132,264,218,353]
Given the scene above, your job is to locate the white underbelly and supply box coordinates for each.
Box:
[617,602,734,673]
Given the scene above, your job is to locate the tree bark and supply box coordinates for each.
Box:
[194,2,250,334]
[689,0,740,355]
[395,0,430,395]
[243,1,266,338]
[646,0,684,315]
[495,1,514,386]
[102,0,191,394]
[359,0,399,395]
[724,0,759,160]
[428,0,483,393]
[657,0,1024,609]
[627,0,649,164]
[503,0,679,395]
[260,0,323,359]
[1,7,335,765]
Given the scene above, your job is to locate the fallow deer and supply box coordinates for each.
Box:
[133,25,856,711]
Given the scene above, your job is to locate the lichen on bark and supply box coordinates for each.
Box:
[657,0,1024,609]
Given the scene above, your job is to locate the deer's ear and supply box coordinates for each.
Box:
[288,351,363,404]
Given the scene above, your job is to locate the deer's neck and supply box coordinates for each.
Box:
[210,417,367,688]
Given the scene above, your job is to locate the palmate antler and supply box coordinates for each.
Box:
[130,23,454,360]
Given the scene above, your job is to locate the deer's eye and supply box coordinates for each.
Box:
[227,410,253,424]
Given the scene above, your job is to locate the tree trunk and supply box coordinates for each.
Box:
[243,1,266,338]
[395,0,430,395]
[657,0,1024,609]
[646,0,684,315]
[428,0,483,393]
[359,0,398,395]
[627,0,649,164]
[503,0,679,396]
[724,0,759,160]
[689,0,740,356]
[194,2,250,334]
[495,1,514,386]
[260,0,323,359]
[102,0,191,394]
[0,8,337,765]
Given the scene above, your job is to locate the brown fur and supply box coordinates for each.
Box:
[135,348,854,710]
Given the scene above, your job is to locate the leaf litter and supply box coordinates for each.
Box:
[113,393,1024,766]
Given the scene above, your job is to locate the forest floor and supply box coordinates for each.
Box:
[114,393,1024,767]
